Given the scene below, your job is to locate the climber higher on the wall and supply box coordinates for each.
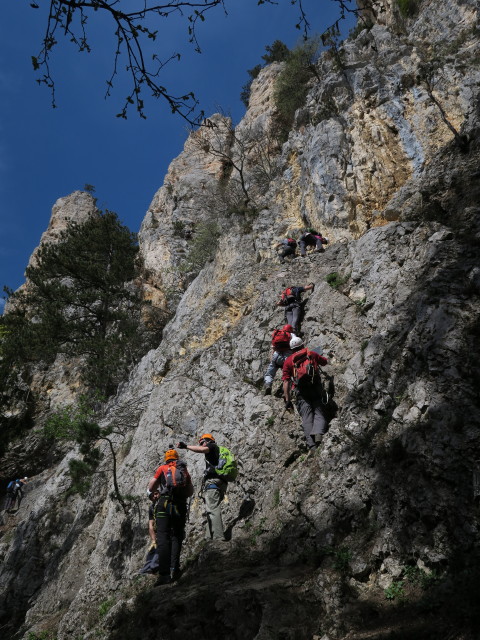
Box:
[282,337,328,450]
[178,434,236,541]
[147,448,194,584]
[298,231,329,257]
[4,477,28,512]
[264,324,296,396]
[275,238,297,264]
[277,283,315,333]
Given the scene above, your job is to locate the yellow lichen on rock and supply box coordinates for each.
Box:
[275,151,305,228]
[187,286,257,351]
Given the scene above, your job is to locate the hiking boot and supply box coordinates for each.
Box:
[154,574,171,587]
[170,568,183,582]
[264,386,272,396]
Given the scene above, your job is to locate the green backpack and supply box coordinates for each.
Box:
[215,446,238,482]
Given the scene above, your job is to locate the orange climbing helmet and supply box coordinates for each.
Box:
[199,433,215,443]
[165,449,179,462]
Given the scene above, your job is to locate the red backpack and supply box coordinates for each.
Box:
[271,328,292,350]
[158,461,193,499]
[292,349,320,390]
[279,287,296,305]
[286,238,297,247]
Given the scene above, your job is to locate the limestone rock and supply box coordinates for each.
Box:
[1,1,480,639]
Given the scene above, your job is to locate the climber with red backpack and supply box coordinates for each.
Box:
[277,283,315,333]
[263,324,297,395]
[275,238,297,264]
[298,230,329,257]
[177,434,237,541]
[147,448,194,584]
[282,336,329,450]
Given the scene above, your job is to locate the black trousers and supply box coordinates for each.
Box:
[155,499,187,576]
[279,246,296,261]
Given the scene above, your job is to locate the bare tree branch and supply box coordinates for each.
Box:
[28,1,365,121]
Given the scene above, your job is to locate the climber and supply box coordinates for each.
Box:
[177,434,227,541]
[4,477,28,512]
[282,336,328,450]
[138,489,161,575]
[275,238,297,264]
[277,283,315,333]
[263,324,297,396]
[15,477,28,509]
[146,448,194,584]
[298,231,329,257]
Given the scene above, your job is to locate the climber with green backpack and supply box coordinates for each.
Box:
[177,433,237,541]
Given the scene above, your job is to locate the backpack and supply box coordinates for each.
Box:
[271,328,292,350]
[214,446,238,482]
[6,481,15,494]
[279,287,296,306]
[160,461,193,499]
[286,238,297,248]
[292,349,322,393]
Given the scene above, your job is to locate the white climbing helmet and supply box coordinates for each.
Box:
[289,336,304,349]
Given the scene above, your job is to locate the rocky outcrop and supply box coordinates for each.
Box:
[27,191,97,270]
[1,1,479,639]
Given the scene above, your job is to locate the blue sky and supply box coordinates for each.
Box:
[0,0,356,309]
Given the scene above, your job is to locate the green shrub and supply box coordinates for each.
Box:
[325,272,349,289]
[321,545,351,573]
[272,38,320,140]
[262,40,289,64]
[26,632,56,640]
[181,221,220,274]
[172,220,186,237]
[273,488,280,508]
[397,0,420,18]
[98,598,115,617]
[240,40,289,107]
[385,580,405,600]
[240,64,262,108]
[404,564,440,589]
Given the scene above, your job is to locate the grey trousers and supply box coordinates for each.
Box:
[285,304,301,332]
[204,479,227,540]
[296,393,327,447]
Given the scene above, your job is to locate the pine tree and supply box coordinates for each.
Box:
[2,210,149,397]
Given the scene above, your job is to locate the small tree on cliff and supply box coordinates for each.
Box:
[240,39,290,108]
[191,113,281,215]
[43,393,148,512]
[272,37,322,140]
[2,210,151,397]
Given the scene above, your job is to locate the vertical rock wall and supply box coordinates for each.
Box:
[1,1,480,638]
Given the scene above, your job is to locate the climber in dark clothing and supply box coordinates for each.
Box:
[177,434,227,541]
[4,477,28,512]
[282,336,328,449]
[147,449,194,584]
[275,238,297,264]
[277,283,314,333]
[298,231,329,257]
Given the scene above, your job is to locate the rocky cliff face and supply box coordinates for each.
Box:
[1,1,480,638]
